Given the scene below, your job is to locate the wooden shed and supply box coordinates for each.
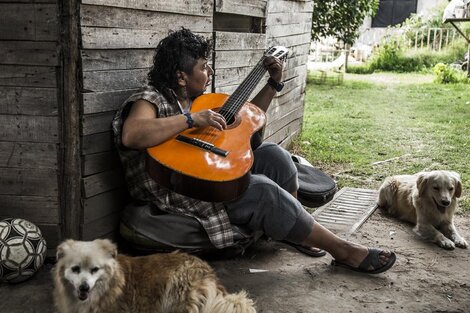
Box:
[0,0,313,256]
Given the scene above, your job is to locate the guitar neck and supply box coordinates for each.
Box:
[220,59,267,120]
[218,46,289,121]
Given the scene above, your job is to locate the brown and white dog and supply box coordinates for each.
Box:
[52,239,256,313]
[377,170,467,249]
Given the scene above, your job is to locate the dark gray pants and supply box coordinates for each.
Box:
[224,142,315,244]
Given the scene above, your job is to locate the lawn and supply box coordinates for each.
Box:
[291,72,470,212]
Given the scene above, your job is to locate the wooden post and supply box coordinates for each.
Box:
[414,30,418,50]
[447,20,470,77]
[427,28,431,49]
[439,28,443,51]
[59,0,82,239]
[431,28,436,50]
[467,42,470,78]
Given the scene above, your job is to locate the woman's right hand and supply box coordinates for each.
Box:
[191,110,227,130]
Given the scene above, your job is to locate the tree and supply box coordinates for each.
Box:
[311,0,379,45]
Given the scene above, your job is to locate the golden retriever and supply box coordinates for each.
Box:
[377,170,467,249]
[52,239,256,313]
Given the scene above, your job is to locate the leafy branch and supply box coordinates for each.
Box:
[311,0,379,45]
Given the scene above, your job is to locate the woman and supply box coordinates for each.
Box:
[112,28,396,274]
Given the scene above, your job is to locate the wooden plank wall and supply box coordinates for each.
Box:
[0,0,61,254]
[213,0,267,95]
[213,31,267,94]
[213,0,312,148]
[78,0,213,240]
[264,0,313,147]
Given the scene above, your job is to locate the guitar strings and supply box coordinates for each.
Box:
[196,58,267,144]
[192,48,286,147]
[220,48,288,123]
[222,60,267,121]
[190,58,265,144]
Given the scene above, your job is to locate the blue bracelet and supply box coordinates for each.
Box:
[184,112,194,128]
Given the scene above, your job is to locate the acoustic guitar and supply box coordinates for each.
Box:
[146,46,289,202]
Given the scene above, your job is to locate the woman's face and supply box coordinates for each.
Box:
[183,58,214,98]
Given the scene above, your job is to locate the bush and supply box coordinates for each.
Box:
[350,39,468,74]
[433,63,468,84]
[368,41,403,71]
[367,41,424,72]
[346,63,374,74]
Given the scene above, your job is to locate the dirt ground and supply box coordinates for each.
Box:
[1,208,469,313]
[210,210,470,313]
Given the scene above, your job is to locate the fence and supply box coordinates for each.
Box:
[311,27,460,64]
[406,27,458,51]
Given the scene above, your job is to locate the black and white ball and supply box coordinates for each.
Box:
[0,218,47,283]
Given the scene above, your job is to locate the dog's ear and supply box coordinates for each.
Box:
[96,239,118,259]
[449,171,462,198]
[56,239,75,260]
[455,180,462,198]
[416,172,429,197]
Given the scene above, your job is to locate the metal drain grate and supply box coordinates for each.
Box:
[312,187,378,234]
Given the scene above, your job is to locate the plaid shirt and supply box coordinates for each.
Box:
[112,85,234,249]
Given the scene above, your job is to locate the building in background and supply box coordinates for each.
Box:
[357,0,447,46]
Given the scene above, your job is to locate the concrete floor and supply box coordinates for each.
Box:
[0,262,55,313]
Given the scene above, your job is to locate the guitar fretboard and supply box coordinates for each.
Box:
[218,46,288,121]
[219,59,266,121]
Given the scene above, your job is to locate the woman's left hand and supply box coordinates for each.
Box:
[264,56,284,83]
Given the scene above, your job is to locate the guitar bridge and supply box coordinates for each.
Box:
[176,135,229,157]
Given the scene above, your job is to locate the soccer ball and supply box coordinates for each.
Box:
[0,218,47,283]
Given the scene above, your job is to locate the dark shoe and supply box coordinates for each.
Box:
[331,248,396,274]
[281,241,326,257]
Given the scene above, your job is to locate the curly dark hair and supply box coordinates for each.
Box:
[147,28,212,100]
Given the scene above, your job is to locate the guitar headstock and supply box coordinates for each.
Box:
[264,46,289,62]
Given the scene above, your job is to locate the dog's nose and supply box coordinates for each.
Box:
[79,282,90,292]
[441,199,450,206]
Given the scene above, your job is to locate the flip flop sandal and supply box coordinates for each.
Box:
[281,241,327,257]
[331,248,396,274]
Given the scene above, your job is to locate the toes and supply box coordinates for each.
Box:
[438,240,455,250]
[378,250,392,265]
[455,239,468,249]
[362,249,395,272]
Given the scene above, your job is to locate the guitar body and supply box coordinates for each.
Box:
[146,93,266,202]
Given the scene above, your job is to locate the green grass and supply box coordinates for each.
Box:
[292,72,470,213]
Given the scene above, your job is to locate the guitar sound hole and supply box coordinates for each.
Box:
[218,109,235,125]
[225,115,235,125]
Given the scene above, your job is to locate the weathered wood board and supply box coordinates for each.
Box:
[0,3,58,41]
[215,0,266,17]
[81,0,213,16]
[0,87,58,116]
